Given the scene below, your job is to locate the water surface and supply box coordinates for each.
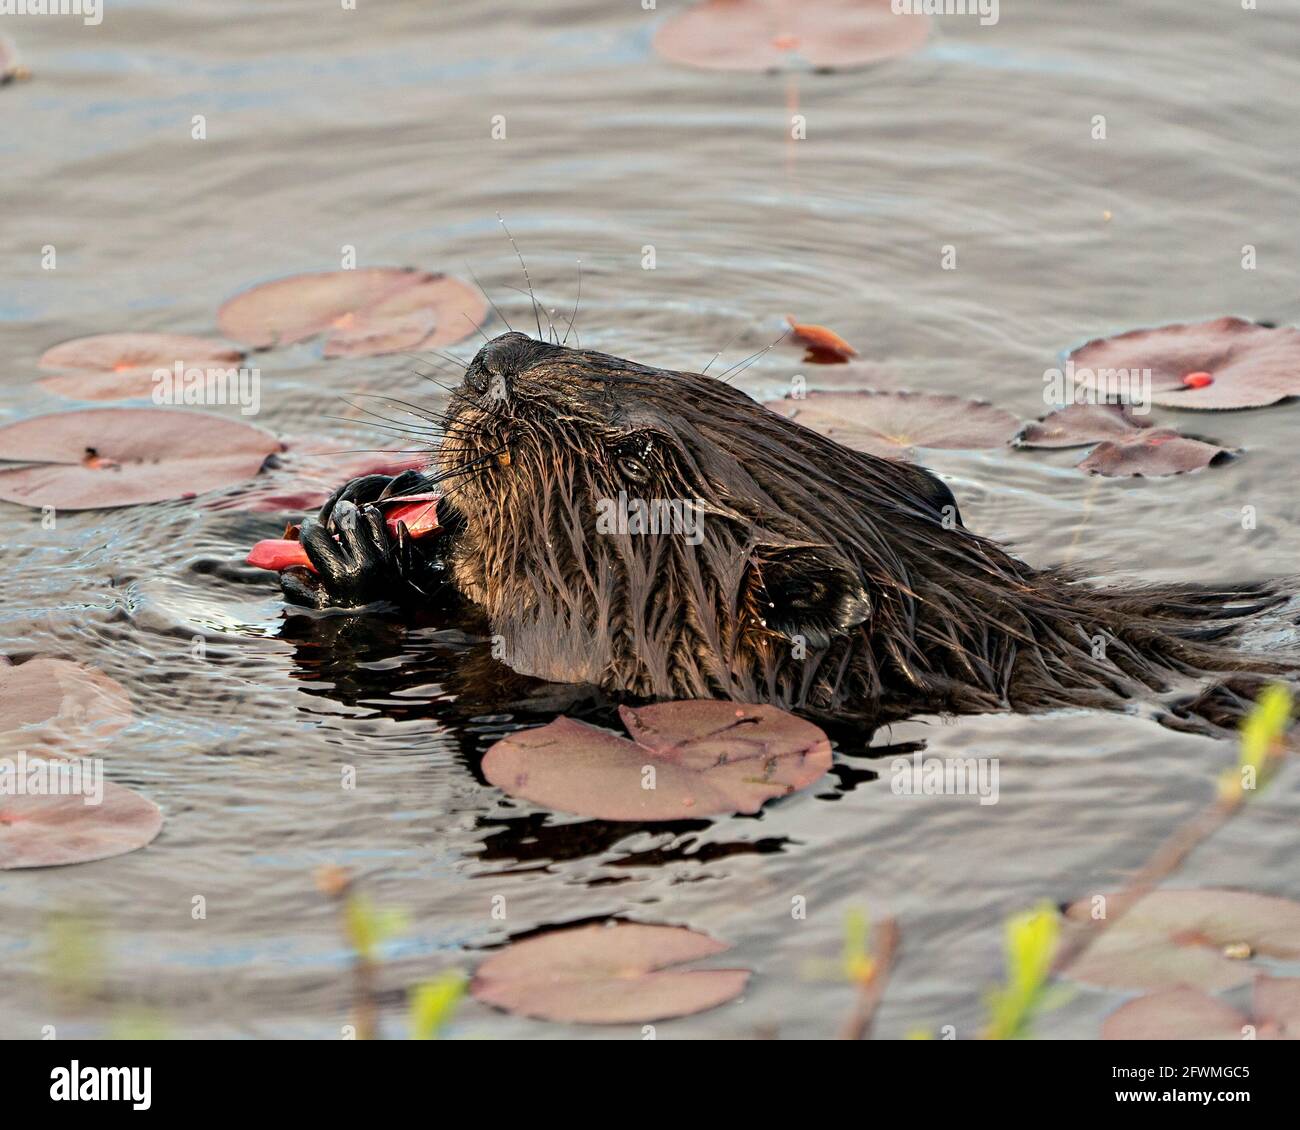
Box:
[2,0,1298,1038]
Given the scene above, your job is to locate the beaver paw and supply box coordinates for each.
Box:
[280,500,395,609]
[280,469,447,610]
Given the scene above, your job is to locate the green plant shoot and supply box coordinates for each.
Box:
[408,972,467,1040]
[983,903,1060,1040]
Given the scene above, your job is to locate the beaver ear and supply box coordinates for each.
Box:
[749,547,871,649]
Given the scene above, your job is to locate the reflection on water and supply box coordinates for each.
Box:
[2,0,1299,1038]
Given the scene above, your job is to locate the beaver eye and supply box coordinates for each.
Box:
[618,454,651,485]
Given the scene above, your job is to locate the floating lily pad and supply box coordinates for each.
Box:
[470,921,750,1024]
[653,0,930,73]
[0,657,132,756]
[217,268,487,356]
[1078,429,1232,478]
[786,316,857,363]
[1015,403,1154,449]
[1064,889,1300,992]
[481,700,831,821]
[0,779,163,869]
[766,390,1019,460]
[1068,317,1300,410]
[1101,986,1248,1041]
[38,333,245,402]
[0,408,280,510]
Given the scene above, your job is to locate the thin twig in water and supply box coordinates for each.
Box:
[839,917,900,1040]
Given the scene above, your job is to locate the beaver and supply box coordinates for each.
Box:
[280,331,1294,734]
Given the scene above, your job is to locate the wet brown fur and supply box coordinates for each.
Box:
[433,332,1295,734]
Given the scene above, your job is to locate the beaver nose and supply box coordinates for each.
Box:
[477,331,534,375]
[466,331,552,398]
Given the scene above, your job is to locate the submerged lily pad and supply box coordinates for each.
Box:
[470,921,750,1024]
[653,0,930,73]
[767,390,1019,460]
[0,408,280,510]
[0,658,132,756]
[217,268,487,356]
[1101,976,1300,1041]
[1100,986,1248,1041]
[1068,317,1300,410]
[1253,975,1300,1039]
[1015,403,1154,449]
[38,333,245,402]
[0,779,163,869]
[481,700,831,821]
[1065,889,1300,992]
[1078,429,1232,478]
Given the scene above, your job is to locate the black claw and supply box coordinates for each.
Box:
[377,468,435,500]
[319,473,392,527]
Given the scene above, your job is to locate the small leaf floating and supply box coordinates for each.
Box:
[0,657,132,756]
[1068,317,1300,410]
[1101,976,1300,1041]
[0,35,30,84]
[0,407,281,510]
[786,316,858,364]
[481,699,831,821]
[766,389,1019,460]
[0,778,163,870]
[471,921,750,1024]
[653,0,930,73]
[217,267,488,356]
[1078,429,1232,478]
[1063,889,1300,993]
[37,333,245,402]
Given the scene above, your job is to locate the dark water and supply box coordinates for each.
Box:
[1,0,1298,1038]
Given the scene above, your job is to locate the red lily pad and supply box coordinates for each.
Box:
[0,408,281,510]
[217,268,487,356]
[653,0,930,73]
[0,657,132,756]
[247,539,312,572]
[766,390,1019,460]
[1064,889,1300,992]
[481,700,831,821]
[786,316,857,363]
[1014,403,1154,449]
[1077,429,1231,477]
[0,779,163,869]
[470,921,750,1024]
[37,333,245,402]
[1068,317,1300,410]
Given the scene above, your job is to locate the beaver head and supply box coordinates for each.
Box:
[434,332,1075,716]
